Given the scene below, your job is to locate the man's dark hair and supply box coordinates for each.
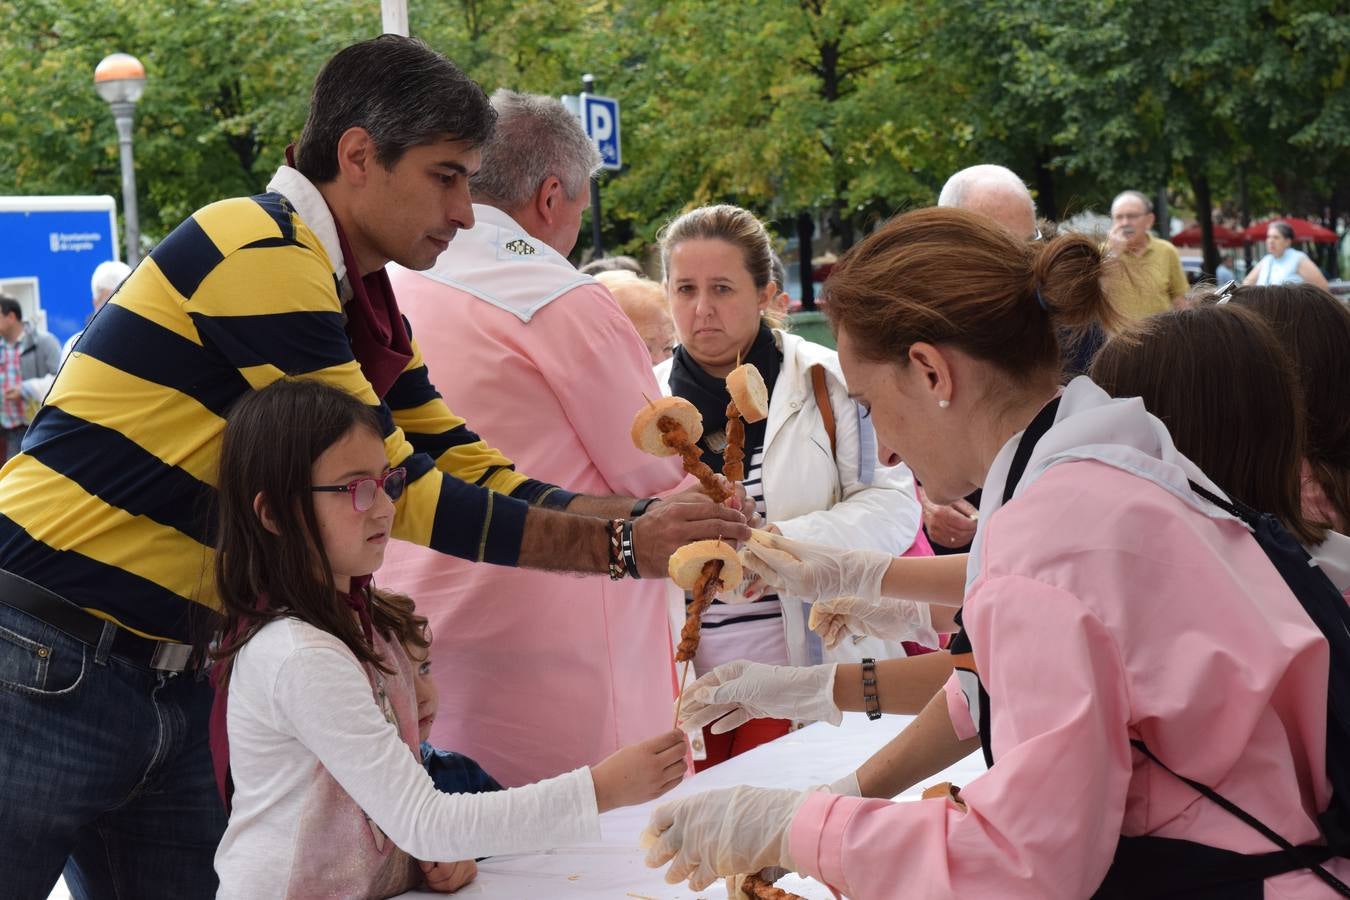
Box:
[295,35,496,183]
[0,296,22,320]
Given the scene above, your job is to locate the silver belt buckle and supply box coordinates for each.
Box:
[150,641,194,672]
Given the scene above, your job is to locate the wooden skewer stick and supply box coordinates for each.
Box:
[673,659,692,729]
[641,392,655,407]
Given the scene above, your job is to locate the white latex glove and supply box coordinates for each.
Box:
[739,531,892,604]
[678,660,842,734]
[641,786,807,891]
[827,770,862,797]
[809,594,935,650]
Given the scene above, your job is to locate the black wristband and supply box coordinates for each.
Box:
[861,657,881,721]
[620,518,641,578]
[630,497,659,518]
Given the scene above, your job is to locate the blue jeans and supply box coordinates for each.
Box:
[0,602,225,900]
[421,742,504,795]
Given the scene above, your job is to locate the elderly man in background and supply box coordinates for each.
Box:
[917,164,1044,553]
[382,90,699,787]
[937,163,1040,241]
[63,260,132,359]
[1104,189,1187,321]
[595,270,676,365]
[580,254,644,276]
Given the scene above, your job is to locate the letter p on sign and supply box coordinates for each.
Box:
[582,94,622,171]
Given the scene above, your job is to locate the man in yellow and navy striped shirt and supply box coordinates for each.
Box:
[0,36,745,899]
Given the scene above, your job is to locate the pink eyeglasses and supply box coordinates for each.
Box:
[311,467,407,512]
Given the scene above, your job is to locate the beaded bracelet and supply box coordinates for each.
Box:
[861,657,882,720]
[607,518,626,581]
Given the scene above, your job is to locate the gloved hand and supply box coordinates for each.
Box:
[721,778,856,897]
[739,531,892,604]
[641,786,807,891]
[808,594,935,649]
[678,660,841,734]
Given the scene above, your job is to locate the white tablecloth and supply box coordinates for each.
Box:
[401,712,988,898]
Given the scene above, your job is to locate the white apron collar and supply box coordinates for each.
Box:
[966,376,1237,591]
[394,204,596,323]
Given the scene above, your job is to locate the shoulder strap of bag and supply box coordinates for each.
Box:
[956,397,1063,772]
[1189,478,1350,858]
[1132,739,1350,894]
[810,364,837,460]
[1002,397,1061,505]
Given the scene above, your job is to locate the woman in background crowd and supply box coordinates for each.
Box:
[654,203,935,767]
[1243,221,1330,289]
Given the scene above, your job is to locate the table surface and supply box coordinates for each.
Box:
[401,712,988,899]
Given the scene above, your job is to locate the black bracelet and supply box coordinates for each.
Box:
[606,518,626,581]
[861,657,882,720]
[620,518,641,578]
[630,497,659,518]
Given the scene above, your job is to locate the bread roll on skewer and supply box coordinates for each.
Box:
[726,364,769,423]
[668,540,742,590]
[631,396,702,456]
[629,397,732,502]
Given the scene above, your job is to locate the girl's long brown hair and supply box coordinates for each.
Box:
[212,379,416,677]
[1229,284,1350,533]
[1090,304,1323,545]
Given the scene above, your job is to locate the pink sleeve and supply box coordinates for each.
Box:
[530,285,684,497]
[943,670,977,741]
[789,574,1134,899]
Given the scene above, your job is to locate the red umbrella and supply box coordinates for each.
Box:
[1170,223,1247,248]
[1242,217,1338,244]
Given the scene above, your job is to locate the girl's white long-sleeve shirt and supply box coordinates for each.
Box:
[215,617,600,898]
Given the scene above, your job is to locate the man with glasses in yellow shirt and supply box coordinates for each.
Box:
[1104,189,1188,322]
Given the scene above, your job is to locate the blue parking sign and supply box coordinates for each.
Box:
[581,94,621,171]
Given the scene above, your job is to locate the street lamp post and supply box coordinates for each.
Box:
[94,53,146,265]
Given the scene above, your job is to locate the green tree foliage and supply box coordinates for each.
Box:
[0,0,373,243]
[932,0,1349,272]
[0,0,1344,267]
[594,0,970,250]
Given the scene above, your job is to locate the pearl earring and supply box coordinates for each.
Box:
[938,399,950,409]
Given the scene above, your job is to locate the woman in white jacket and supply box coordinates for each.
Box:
[653,204,935,766]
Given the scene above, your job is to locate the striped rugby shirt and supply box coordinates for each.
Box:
[0,177,572,643]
